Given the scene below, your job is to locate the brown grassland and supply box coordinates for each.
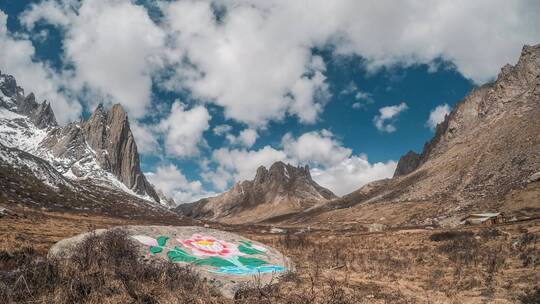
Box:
[0,206,539,303]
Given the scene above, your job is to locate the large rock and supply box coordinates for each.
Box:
[49,226,293,298]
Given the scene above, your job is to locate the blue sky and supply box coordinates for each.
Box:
[1,0,538,202]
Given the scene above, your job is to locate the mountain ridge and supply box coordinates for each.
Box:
[0,70,160,204]
[177,161,337,224]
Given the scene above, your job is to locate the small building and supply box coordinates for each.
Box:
[460,212,505,226]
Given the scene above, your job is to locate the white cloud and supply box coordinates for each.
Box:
[160,1,332,126]
[225,128,258,148]
[21,0,165,118]
[213,124,232,136]
[155,0,539,129]
[311,156,397,196]
[373,102,408,133]
[20,0,74,30]
[131,121,159,154]
[282,130,350,167]
[146,164,216,204]
[157,101,211,158]
[426,103,451,130]
[0,10,81,123]
[17,0,540,128]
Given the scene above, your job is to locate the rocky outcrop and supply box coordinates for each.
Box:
[393,150,422,177]
[83,104,158,201]
[178,161,337,223]
[156,189,177,208]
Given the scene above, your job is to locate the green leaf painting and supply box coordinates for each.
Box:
[194,257,236,268]
[167,246,197,263]
[238,244,265,255]
[157,236,169,246]
[150,246,163,254]
[238,256,269,267]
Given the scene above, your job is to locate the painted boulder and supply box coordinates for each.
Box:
[48,225,292,298]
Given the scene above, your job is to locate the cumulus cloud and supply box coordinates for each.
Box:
[21,0,165,118]
[130,121,159,154]
[213,124,232,136]
[226,128,258,148]
[159,1,333,126]
[426,103,451,130]
[311,156,397,196]
[0,10,81,123]
[373,102,408,133]
[17,0,540,127]
[282,130,350,167]
[146,164,216,204]
[281,130,395,195]
[156,0,539,129]
[157,101,211,158]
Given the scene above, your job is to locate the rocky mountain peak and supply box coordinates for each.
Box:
[178,161,337,223]
[80,103,159,202]
[0,72,21,97]
[0,71,57,129]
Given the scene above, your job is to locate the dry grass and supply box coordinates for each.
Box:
[1,208,539,303]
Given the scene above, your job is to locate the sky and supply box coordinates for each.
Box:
[1,0,539,203]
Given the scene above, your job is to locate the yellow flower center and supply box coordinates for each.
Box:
[195,240,215,246]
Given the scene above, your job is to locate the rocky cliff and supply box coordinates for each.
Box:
[0,70,160,203]
[177,161,337,224]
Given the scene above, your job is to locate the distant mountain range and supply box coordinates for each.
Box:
[1,44,538,228]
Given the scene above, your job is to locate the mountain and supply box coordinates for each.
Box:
[0,70,160,204]
[272,44,540,228]
[177,161,337,224]
[0,141,177,220]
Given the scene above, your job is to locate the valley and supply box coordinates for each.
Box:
[0,6,538,301]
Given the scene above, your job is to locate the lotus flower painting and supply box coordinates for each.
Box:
[132,234,286,275]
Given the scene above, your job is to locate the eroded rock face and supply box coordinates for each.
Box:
[82,104,158,201]
[49,226,292,299]
[178,161,338,223]
[40,104,159,202]
[393,151,422,177]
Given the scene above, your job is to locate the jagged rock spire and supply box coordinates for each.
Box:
[82,103,159,202]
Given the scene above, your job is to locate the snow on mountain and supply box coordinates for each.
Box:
[0,71,161,204]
